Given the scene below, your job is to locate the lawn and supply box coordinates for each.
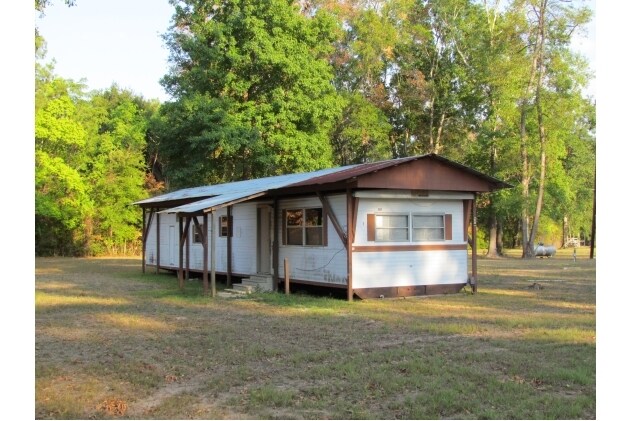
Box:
[35,249,596,419]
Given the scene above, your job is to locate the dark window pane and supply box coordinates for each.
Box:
[306,227,322,245]
[287,227,303,245]
[305,208,323,226]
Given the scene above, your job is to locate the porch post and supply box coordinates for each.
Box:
[156,212,160,274]
[142,207,146,274]
[346,188,354,302]
[272,197,279,292]
[203,213,209,295]
[227,205,233,287]
[472,193,478,293]
[178,215,184,290]
[185,216,190,281]
[210,211,216,297]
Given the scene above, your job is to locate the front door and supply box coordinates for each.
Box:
[257,207,272,274]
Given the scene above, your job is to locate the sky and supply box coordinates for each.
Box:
[34,0,598,102]
[36,0,175,102]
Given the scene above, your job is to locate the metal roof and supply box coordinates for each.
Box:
[134,165,358,207]
[136,154,510,215]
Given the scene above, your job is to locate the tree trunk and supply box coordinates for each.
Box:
[497,218,504,255]
[486,211,499,257]
[526,0,548,253]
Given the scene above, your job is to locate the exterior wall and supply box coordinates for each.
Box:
[277,194,348,286]
[144,204,259,276]
[352,195,468,289]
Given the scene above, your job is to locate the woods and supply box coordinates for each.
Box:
[34,0,595,257]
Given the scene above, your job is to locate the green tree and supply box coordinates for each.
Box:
[83,87,152,255]
[158,0,343,188]
[35,62,92,255]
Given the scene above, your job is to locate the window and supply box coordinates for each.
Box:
[219,215,230,237]
[192,224,203,243]
[368,213,451,242]
[375,214,409,242]
[285,208,324,246]
[412,215,445,241]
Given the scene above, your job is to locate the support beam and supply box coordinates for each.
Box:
[156,212,160,274]
[185,216,190,281]
[202,214,209,295]
[284,258,290,295]
[178,216,184,290]
[272,197,279,291]
[178,216,191,290]
[317,191,347,248]
[227,206,233,287]
[210,211,216,297]
[142,208,146,274]
[472,193,478,293]
[346,189,354,302]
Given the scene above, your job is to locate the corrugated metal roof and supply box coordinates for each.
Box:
[137,154,510,215]
[134,165,358,206]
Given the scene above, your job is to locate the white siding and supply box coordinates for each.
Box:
[278,195,348,285]
[352,197,468,289]
[144,204,260,275]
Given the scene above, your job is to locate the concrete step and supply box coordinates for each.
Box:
[232,283,255,293]
[242,278,273,292]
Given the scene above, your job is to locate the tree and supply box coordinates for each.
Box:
[158,0,344,188]
[35,61,92,255]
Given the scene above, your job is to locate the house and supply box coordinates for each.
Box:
[134,154,510,300]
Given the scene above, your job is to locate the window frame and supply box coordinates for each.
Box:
[219,215,230,237]
[374,213,410,242]
[411,214,446,242]
[284,207,325,247]
[372,212,448,243]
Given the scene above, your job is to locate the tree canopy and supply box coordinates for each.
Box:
[35,0,595,257]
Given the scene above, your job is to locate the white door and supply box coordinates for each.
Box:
[257,207,271,274]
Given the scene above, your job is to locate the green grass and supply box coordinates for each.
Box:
[35,251,596,419]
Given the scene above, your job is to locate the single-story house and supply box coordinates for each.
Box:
[134,154,510,300]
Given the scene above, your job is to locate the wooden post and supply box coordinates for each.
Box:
[156,212,160,274]
[178,215,184,290]
[272,197,280,292]
[210,211,216,297]
[284,258,290,295]
[142,207,146,274]
[472,194,478,293]
[203,213,209,295]
[227,206,233,287]
[185,216,190,281]
[590,170,596,259]
[346,188,354,302]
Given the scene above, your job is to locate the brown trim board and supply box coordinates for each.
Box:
[353,244,467,252]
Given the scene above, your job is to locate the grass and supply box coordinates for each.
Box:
[35,249,596,419]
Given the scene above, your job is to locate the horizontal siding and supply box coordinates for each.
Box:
[353,249,468,288]
[278,195,347,285]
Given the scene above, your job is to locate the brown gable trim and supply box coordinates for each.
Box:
[356,158,499,192]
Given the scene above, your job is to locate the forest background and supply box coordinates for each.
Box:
[31,0,596,259]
